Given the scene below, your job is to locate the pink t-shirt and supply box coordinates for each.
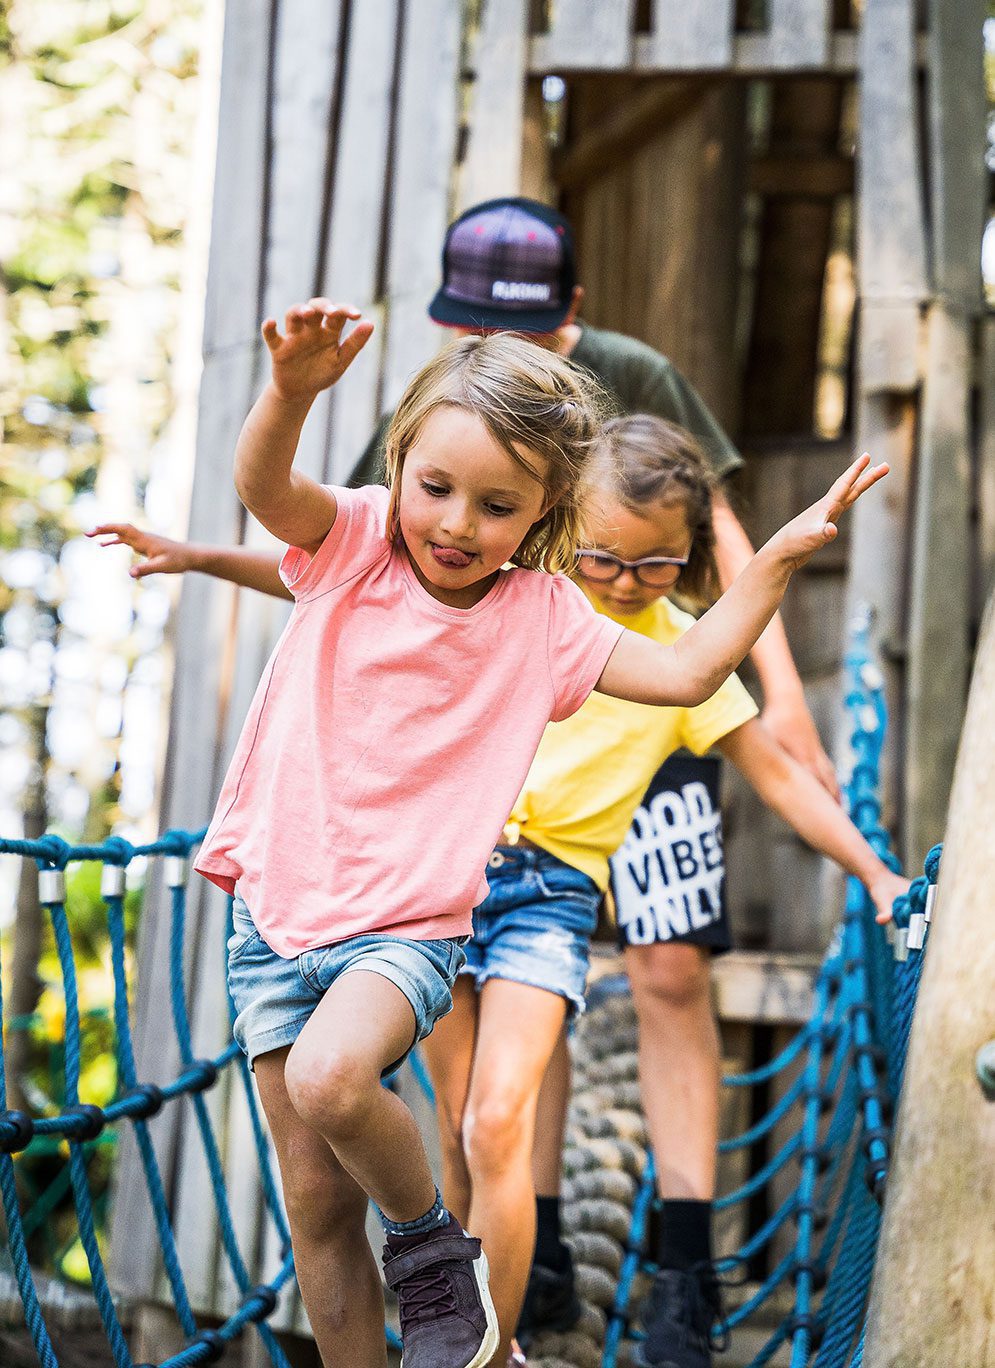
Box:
[195,485,624,956]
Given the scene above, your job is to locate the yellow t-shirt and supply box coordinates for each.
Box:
[504,597,759,889]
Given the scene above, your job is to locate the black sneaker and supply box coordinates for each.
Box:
[634,1265,723,1368]
[516,1248,581,1346]
[382,1215,500,1368]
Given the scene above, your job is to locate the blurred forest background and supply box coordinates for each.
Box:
[2,0,995,1291]
[1,0,214,1280]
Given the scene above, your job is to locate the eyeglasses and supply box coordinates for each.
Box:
[575,548,689,589]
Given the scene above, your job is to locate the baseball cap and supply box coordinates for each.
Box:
[428,197,576,333]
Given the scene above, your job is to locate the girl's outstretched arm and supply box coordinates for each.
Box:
[717,717,909,923]
[595,454,887,709]
[235,300,374,555]
[88,525,292,600]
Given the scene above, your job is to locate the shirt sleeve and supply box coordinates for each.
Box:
[279,485,390,602]
[546,575,626,723]
[638,362,743,482]
[679,669,759,755]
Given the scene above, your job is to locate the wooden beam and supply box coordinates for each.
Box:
[977,313,995,616]
[530,31,927,75]
[903,302,973,867]
[380,0,463,409]
[842,0,928,835]
[552,78,711,190]
[645,0,735,71]
[765,0,833,70]
[900,0,986,866]
[748,153,853,199]
[319,0,400,483]
[457,0,530,210]
[109,0,275,1306]
[862,595,995,1368]
[711,951,820,1025]
[534,0,636,72]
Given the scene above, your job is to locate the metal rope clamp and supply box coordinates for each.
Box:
[101,864,127,899]
[39,868,66,905]
[924,882,937,923]
[906,911,926,952]
[976,1041,995,1103]
[165,854,189,888]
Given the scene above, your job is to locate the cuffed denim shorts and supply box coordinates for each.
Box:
[227,893,467,1074]
[461,845,601,1015]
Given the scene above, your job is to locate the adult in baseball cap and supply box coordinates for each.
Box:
[428,197,578,334]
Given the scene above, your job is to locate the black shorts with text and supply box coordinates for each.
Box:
[610,752,731,953]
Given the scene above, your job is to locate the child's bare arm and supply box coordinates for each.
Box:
[717,717,909,923]
[88,525,292,600]
[236,300,374,554]
[595,455,888,709]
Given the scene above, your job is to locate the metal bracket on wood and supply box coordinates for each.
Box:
[976,1041,995,1102]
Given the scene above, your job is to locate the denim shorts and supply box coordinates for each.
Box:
[227,893,467,1073]
[462,846,601,1015]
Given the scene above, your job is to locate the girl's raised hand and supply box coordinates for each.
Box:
[88,523,192,577]
[262,299,374,402]
[768,454,889,574]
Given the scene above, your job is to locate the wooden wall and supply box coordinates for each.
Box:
[111,0,990,1332]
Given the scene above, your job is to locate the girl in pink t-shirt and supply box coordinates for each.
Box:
[187,298,884,1368]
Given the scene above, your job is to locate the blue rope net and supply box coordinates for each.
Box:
[0,612,941,1367]
[597,613,941,1368]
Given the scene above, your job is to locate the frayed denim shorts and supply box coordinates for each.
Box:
[462,845,601,1015]
[227,893,467,1074]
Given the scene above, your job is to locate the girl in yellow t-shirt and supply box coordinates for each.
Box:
[417,415,908,1368]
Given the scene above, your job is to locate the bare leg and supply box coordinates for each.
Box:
[624,943,719,1199]
[461,979,570,1365]
[418,975,479,1223]
[283,970,437,1222]
[532,1026,571,1198]
[254,1048,387,1368]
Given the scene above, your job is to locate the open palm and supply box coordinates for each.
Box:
[263,299,374,401]
[771,454,888,573]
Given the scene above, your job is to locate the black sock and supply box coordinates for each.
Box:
[534,1196,569,1270]
[656,1199,713,1273]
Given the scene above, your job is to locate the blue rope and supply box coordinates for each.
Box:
[0,610,944,1368]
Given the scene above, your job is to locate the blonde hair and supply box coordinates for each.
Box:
[594,414,720,607]
[383,333,609,573]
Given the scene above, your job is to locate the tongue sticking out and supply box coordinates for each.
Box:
[433,546,474,569]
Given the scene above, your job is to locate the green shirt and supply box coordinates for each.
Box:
[346,321,741,487]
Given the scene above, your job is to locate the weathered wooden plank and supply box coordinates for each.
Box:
[862,595,995,1368]
[764,0,832,70]
[926,0,987,310]
[711,952,820,1025]
[534,0,635,72]
[843,0,928,834]
[903,302,973,869]
[170,1,347,1315]
[533,30,924,75]
[458,0,530,210]
[319,0,400,483]
[855,0,927,331]
[977,313,995,614]
[380,0,463,408]
[645,0,735,71]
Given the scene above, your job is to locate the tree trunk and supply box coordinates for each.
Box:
[6,703,48,1115]
[861,593,995,1368]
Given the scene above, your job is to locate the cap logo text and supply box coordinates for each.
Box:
[491,280,552,302]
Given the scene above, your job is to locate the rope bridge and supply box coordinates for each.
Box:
[0,616,939,1368]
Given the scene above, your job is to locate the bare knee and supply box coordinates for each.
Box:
[628,945,712,1015]
[463,1092,531,1180]
[284,1040,376,1138]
